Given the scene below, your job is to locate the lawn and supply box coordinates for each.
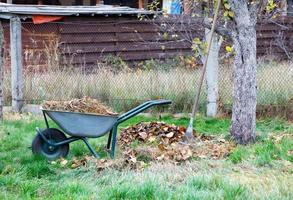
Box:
[0,114,293,200]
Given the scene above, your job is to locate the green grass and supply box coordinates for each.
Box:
[229,146,249,164]
[0,114,293,199]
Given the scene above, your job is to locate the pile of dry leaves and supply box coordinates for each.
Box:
[66,122,235,171]
[119,122,235,162]
[42,96,116,115]
[119,122,187,146]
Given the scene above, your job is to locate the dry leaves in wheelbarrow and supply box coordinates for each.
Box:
[42,96,117,115]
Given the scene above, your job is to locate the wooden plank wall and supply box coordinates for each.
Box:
[256,17,293,58]
[2,16,293,70]
[58,17,195,65]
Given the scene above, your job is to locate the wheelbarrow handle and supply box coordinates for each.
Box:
[117,99,172,124]
[150,99,172,105]
[118,100,153,119]
[109,99,172,158]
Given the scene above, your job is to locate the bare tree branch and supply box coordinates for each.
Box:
[201,19,233,38]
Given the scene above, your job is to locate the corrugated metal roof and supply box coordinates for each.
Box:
[0,3,154,16]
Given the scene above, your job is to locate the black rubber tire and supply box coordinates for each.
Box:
[32,128,69,161]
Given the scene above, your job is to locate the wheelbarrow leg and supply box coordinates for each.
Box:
[81,138,100,158]
[107,99,172,159]
[110,126,118,159]
[106,130,113,150]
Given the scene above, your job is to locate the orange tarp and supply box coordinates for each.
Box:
[32,15,63,24]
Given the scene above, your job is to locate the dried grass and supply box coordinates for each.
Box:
[2,60,292,113]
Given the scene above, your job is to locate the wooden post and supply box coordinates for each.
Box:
[183,0,191,14]
[205,28,222,117]
[10,17,23,113]
[0,21,4,120]
[90,0,100,5]
[7,0,13,4]
[138,0,144,9]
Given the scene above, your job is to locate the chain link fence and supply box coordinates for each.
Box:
[2,20,293,114]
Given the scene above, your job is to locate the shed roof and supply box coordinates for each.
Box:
[0,3,154,18]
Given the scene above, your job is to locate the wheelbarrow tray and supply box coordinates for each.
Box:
[43,109,119,138]
[34,100,172,160]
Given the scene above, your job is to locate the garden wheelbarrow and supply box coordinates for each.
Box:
[32,99,172,160]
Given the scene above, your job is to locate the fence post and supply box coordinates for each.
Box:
[10,17,23,113]
[0,21,4,120]
[205,29,222,117]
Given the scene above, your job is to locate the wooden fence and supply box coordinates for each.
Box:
[3,16,293,69]
[256,17,293,58]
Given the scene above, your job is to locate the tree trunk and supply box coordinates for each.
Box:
[0,21,4,121]
[229,0,257,144]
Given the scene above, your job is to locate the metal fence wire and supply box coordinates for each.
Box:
[2,19,293,113]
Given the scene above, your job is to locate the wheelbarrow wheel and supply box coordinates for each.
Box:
[32,128,69,161]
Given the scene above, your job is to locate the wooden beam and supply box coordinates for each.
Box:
[10,17,23,113]
[0,21,4,120]
[183,0,192,14]
[138,0,144,9]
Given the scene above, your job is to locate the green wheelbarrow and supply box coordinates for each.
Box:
[32,99,171,160]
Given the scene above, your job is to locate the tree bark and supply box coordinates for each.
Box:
[0,21,4,121]
[229,0,257,144]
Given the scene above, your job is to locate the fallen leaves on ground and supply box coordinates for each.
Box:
[132,137,234,162]
[42,96,116,115]
[70,149,147,171]
[287,150,293,156]
[119,122,235,162]
[119,122,190,146]
[269,133,293,143]
[70,122,235,172]
[60,158,68,166]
